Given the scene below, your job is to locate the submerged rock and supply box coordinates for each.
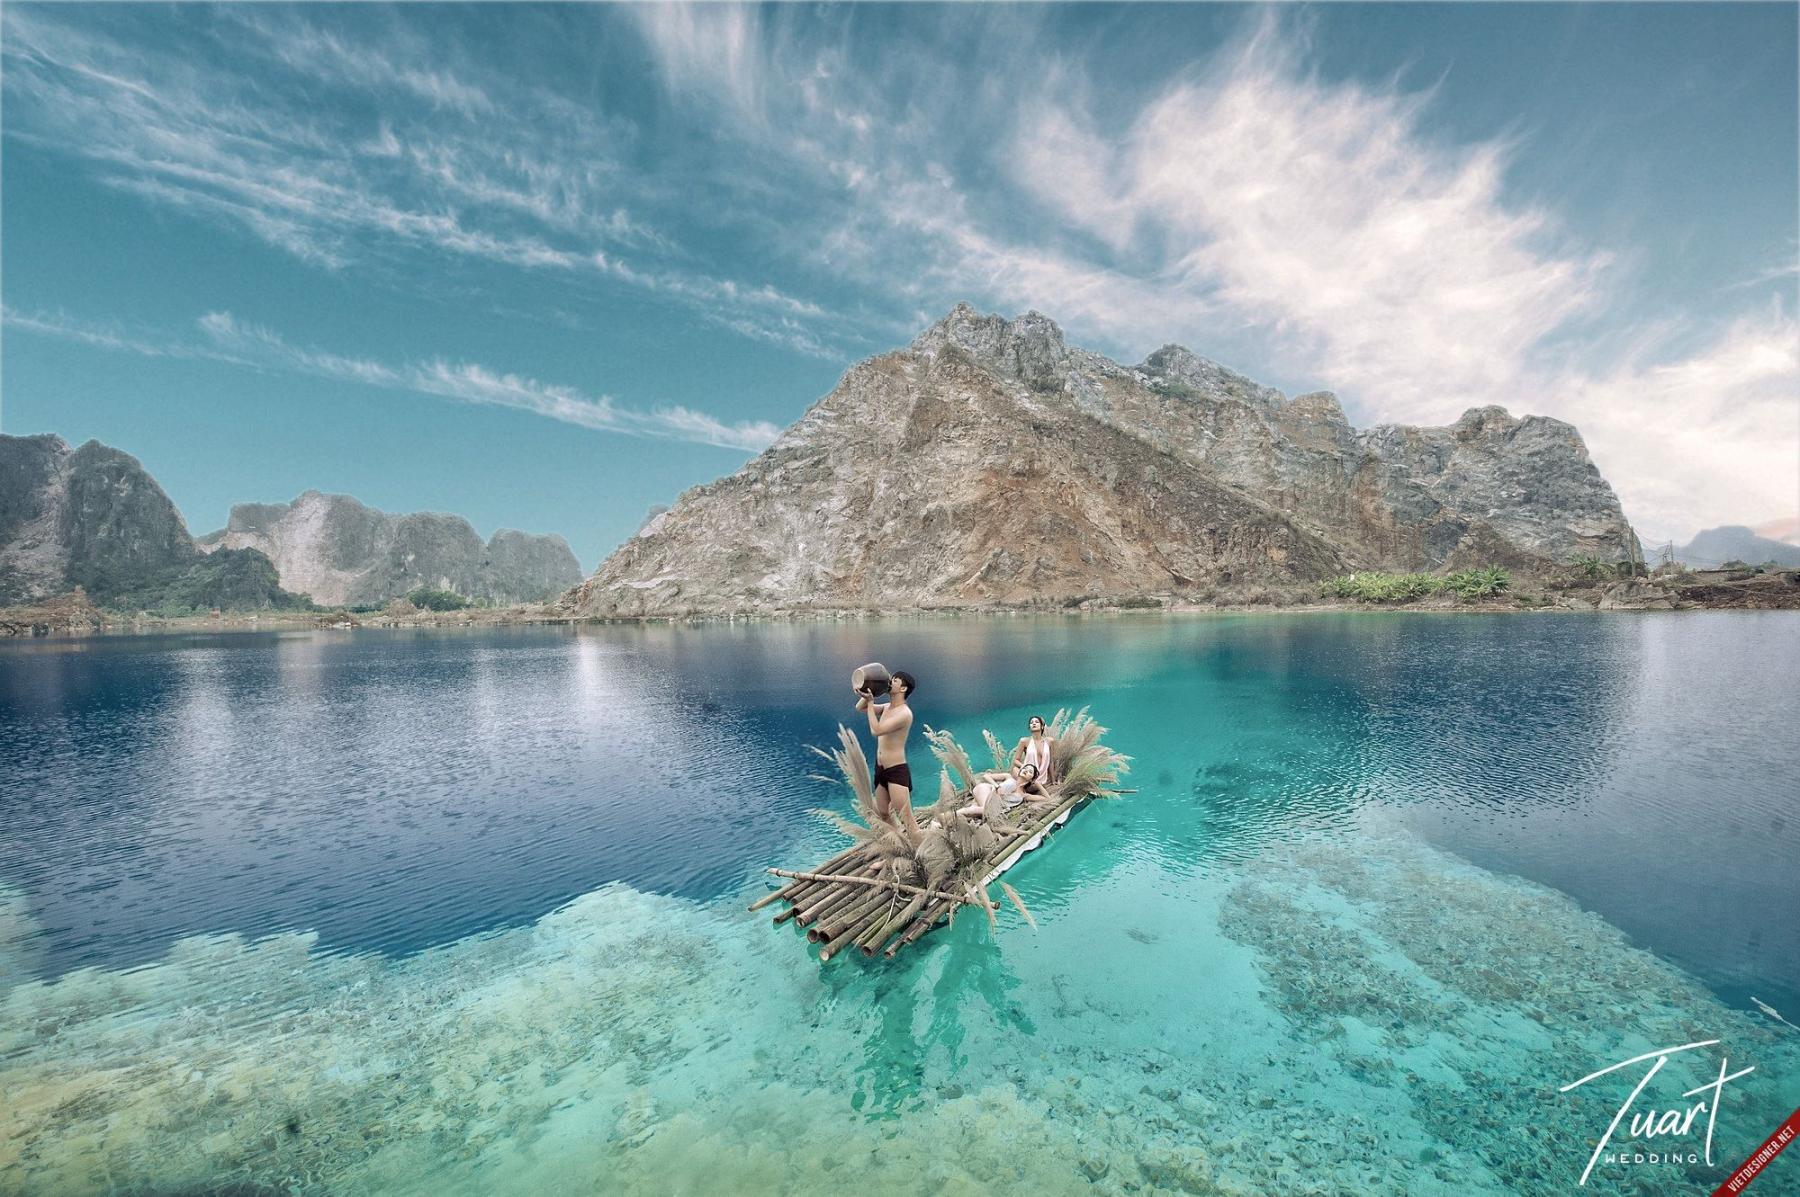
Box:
[5,828,1793,1196]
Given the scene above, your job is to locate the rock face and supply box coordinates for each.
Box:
[1,434,195,604]
[1674,526,1800,569]
[566,305,1637,617]
[0,433,301,611]
[199,492,581,607]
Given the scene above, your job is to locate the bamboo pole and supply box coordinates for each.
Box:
[864,892,927,956]
[980,791,1085,885]
[804,879,866,927]
[765,868,979,909]
[817,887,892,941]
[761,844,867,914]
[801,882,871,936]
[752,843,862,909]
[774,859,876,925]
[747,844,861,911]
[820,905,886,961]
[886,900,949,956]
[820,881,905,957]
[819,905,879,956]
[842,896,900,950]
[855,890,914,954]
[796,885,857,926]
[795,865,882,925]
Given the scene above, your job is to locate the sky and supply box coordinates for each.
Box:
[2,2,1795,566]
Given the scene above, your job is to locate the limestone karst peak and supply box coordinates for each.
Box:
[909,303,1071,387]
[1138,343,1286,410]
[564,306,1640,617]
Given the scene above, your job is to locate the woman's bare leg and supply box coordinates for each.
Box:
[959,782,995,820]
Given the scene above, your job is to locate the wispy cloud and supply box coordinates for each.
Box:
[2,306,191,358]
[241,12,497,118]
[5,307,779,453]
[194,311,780,452]
[0,5,844,358]
[627,3,767,119]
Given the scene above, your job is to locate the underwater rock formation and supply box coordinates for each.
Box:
[4,826,1794,1196]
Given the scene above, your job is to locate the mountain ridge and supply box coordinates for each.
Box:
[1672,525,1800,569]
[0,433,304,611]
[1,433,581,610]
[199,490,582,607]
[565,304,1638,618]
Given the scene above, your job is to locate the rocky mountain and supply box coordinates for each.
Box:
[565,304,1637,617]
[199,491,582,608]
[1675,526,1800,569]
[0,433,303,611]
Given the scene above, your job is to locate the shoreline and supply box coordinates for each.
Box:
[5,567,1796,640]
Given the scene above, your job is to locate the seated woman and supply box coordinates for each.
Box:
[958,762,1050,821]
[1011,716,1055,787]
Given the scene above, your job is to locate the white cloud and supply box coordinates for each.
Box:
[4,307,778,453]
[1555,303,1799,545]
[245,14,497,117]
[626,3,767,119]
[1011,17,1607,417]
[1,306,194,358]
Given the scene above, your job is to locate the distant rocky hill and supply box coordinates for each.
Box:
[199,492,582,608]
[1674,526,1800,569]
[0,433,304,612]
[564,304,1637,617]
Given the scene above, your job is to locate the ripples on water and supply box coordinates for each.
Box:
[2,612,1797,1195]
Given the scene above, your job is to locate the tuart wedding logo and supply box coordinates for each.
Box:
[1559,1039,1754,1187]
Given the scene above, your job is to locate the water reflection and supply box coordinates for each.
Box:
[1,614,1795,1010]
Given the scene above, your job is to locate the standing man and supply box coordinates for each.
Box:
[857,670,921,841]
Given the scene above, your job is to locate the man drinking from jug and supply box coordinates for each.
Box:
[856,669,921,841]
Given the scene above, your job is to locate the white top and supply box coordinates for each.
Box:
[1020,737,1051,779]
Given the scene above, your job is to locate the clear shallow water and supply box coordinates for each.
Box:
[2,613,1798,1195]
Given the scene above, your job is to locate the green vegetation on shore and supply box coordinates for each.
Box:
[1325,566,1511,603]
[405,587,474,612]
[84,549,314,616]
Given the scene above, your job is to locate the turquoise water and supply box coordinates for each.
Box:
[2,613,1797,1194]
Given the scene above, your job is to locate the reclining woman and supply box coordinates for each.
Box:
[958,761,1050,822]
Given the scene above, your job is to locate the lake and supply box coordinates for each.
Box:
[2,612,1797,1195]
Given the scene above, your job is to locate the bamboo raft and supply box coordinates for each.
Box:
[749,709,1129,962]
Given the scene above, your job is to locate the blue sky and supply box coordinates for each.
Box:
[3,2,1795,563]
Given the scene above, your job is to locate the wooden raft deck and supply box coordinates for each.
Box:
[749,786,1095,962]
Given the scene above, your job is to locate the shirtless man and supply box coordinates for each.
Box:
[856,669,921,841]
